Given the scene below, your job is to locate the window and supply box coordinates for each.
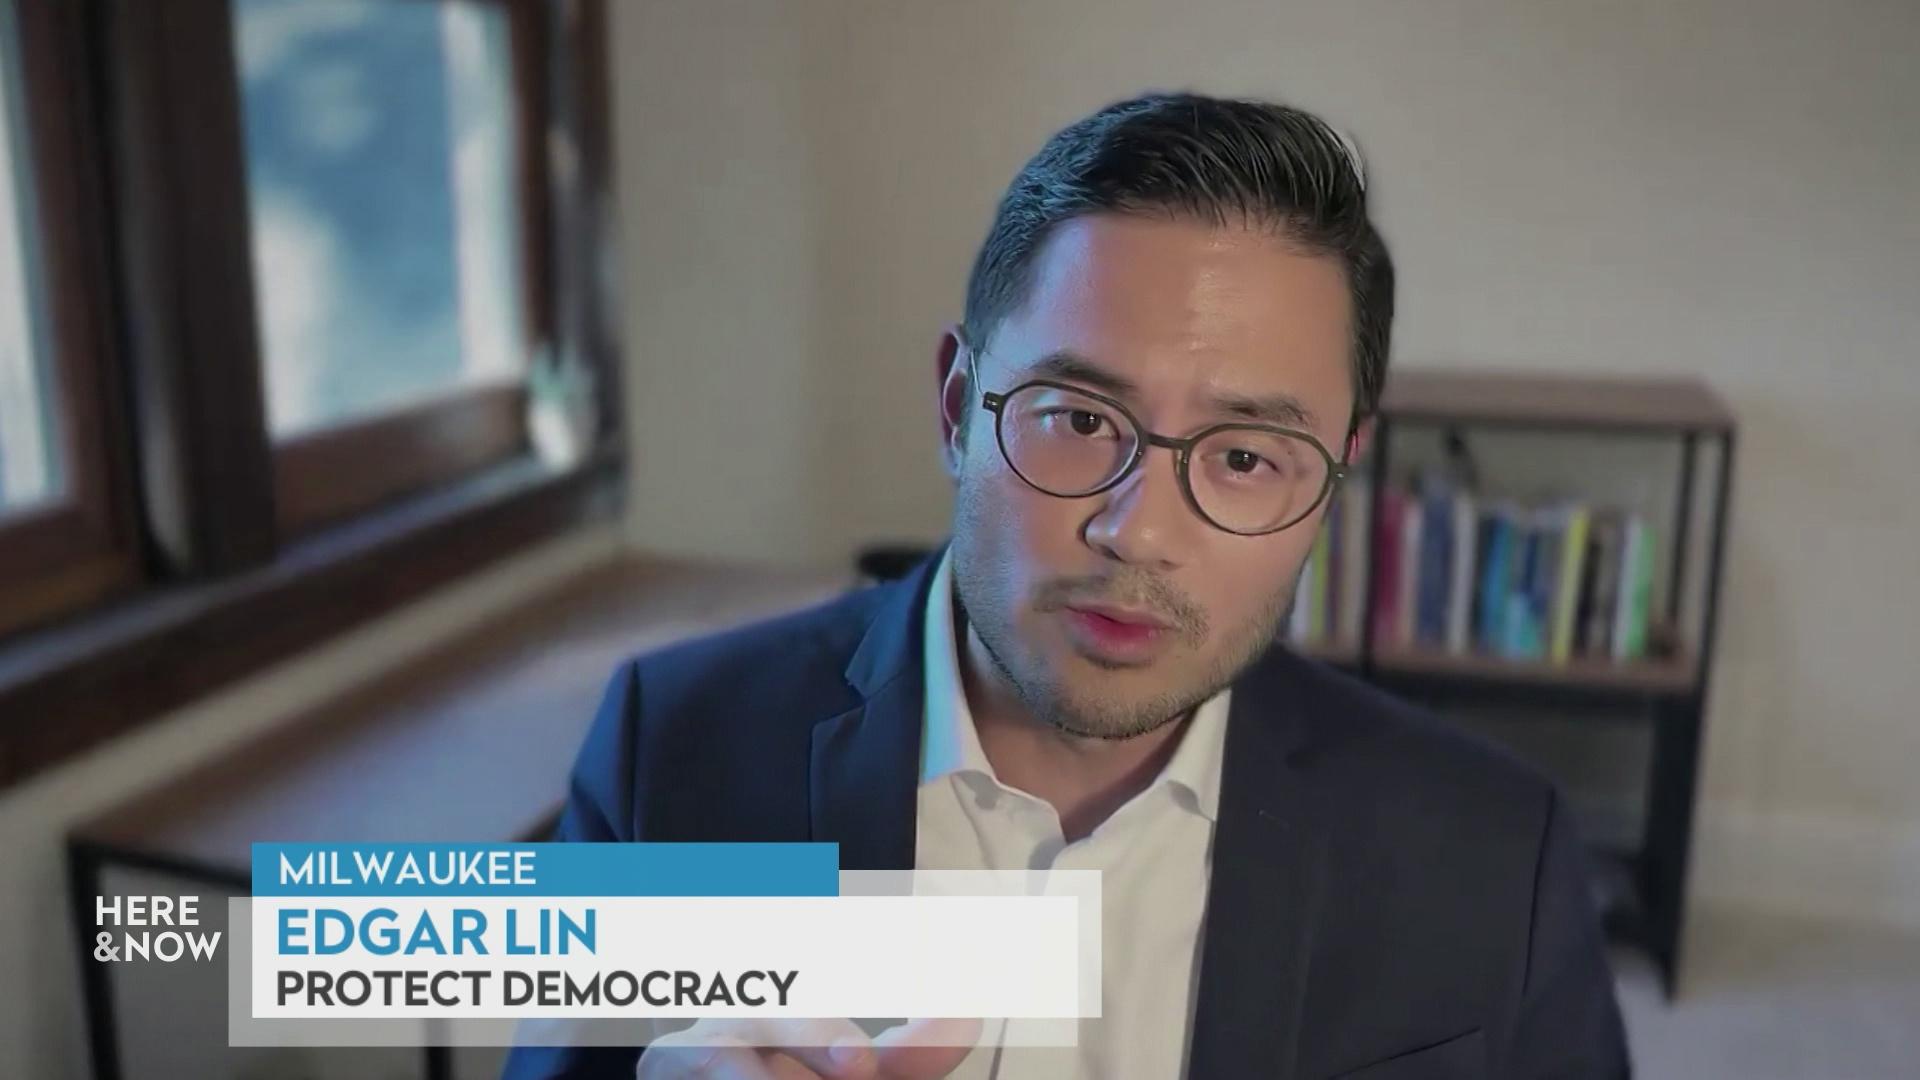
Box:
[0,0,137,641]
[0,0,620,789]
[235,0,529,437]
[0,28,57,517]
[234,0,542,533]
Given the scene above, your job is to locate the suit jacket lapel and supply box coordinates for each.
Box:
[807,552,941,870]
[1187,649,1329,1080]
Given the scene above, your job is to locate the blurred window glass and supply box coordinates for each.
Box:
[233,0,529,439]
[0,21,59,518]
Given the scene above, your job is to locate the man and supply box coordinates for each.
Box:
[506,92,1629,1079]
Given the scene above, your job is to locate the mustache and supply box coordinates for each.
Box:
[1032,573,1208,640]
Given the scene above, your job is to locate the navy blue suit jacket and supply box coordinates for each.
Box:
[504,552,1629,1079]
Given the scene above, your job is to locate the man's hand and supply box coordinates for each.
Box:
[637,1017,980,1079]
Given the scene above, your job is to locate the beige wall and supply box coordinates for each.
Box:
[0,526,620,1080]
[614,0,1920,927]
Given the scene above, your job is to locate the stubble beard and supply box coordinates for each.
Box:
[951,479,1298,742]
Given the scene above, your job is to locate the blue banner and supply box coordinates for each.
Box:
[251,842,839,897]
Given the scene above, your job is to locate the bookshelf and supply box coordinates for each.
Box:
[1331,367,1736,998]
[1378,369,1736,433]
[1369,643,1698,696]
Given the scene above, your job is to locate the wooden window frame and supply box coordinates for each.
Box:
[268,0,559,536]
[275,383,534,535]
[0,0,624,790]
[0,0,141,638]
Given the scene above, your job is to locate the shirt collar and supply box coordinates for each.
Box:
[919,548,1231,821]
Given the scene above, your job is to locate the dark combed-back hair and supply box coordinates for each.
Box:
[962,91,1395,432]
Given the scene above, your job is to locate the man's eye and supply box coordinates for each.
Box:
[1225,448,1271,474]
[1069,411,1105,436]
[1038,408,1113,437]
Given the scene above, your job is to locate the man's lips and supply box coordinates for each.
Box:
[1059,603,1171,662]
[1063,602,1169,632]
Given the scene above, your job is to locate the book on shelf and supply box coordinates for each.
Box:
[1508,500,1568,663]
[1283,482,1347,650]
[1396,491,1423,647]
[1337,475,1370,646]
[1287,549,1312,644]
[1578,511,1627,658]
[1280,474,1663,672]
[1549,504,1590,663]
[1510,516,1546,660]
[1366,486,1406,648]
[1444,490,1478,654]
[1309,503,1333,642]
[1313,481,1663,670]
[1413,481,1452,648]
[1475,503,1515,654]
[1612,515,1656,661]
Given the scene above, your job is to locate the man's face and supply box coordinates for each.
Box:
[944,214,1356,740]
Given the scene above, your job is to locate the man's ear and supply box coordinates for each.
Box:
[1344,415,1376,466]
[935,326,970,481]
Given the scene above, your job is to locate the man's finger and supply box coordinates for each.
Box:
[639,1034,781,1080]
[683,1043,785,1080]
[872,1018,983,1079]
[638,1018,877,1080]
[766,1050,838,1080]
[735,1017,877,1079]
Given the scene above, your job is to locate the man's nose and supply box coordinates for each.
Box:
[1080,448,1195,569]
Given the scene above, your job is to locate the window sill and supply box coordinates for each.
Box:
[0,448,624,790]
[70,555,848,883]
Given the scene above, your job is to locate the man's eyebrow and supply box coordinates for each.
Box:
[1024,350,1141,398]
[1020,348,1318,430]
[1207,388,1316,431]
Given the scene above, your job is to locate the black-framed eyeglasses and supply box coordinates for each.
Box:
[967,348,1348,536]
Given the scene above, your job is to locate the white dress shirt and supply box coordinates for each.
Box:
[915,551,1230,1080]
